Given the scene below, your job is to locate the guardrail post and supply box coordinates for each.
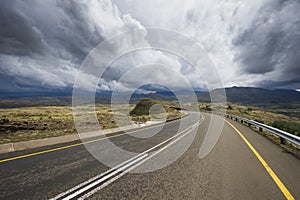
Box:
[259,127,263,132]
[280,137,286,145]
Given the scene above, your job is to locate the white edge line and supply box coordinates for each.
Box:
[50,152,148,200]
[62,154,149,200]
[80,122,200,199]
[79,116,204,199]
[52,114,205,200]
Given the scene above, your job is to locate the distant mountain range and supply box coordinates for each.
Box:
[132,87,300,106]
[0,87,299,109]
[197,87,300,108]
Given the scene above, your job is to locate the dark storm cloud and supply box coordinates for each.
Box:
[260,77,300,89]
[0,0,105,63]
[0,0,145,94]
[233,0,300,87]
[0,1,47,56]
[1,0,299,94]
[53,0,106,62]
[0,0,112,92]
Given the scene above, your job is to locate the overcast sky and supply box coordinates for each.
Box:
[0,0,299,94]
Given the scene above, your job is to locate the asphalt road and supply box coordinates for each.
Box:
[0,112,299,200]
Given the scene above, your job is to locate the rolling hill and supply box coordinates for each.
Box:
[197,87,300,109]
[0,87,299,112]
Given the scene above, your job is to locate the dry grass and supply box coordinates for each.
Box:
[0,105,125,144]
[0,102,183,144]
[199,102,300,157]
[0,106,74,144]
[199,102,300,129]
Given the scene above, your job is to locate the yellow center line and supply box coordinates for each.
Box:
[0,120,172,163]
[0,113,191,164]
[0,131,132,163]
[226,120,295,200]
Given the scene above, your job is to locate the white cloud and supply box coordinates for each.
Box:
[113,0,300,89]
[1,0,299,93]
[0,0,147,92]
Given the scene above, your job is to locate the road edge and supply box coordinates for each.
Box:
[0,122,160,154]
[0,114,188,154]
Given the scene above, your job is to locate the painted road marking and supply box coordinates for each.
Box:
[51,151,149,200]
[0,118,181,163]
[51,117,204,200]
[59,154,149,200]
[81,121,201,199]
[226,120,295,200]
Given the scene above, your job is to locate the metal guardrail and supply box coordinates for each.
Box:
[222,113,300,146]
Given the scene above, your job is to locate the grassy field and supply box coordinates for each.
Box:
[0,106,73,144]
[0,105,124,144]
[1,99,298,145]
[0,99,183,144]
[199,103,300,136]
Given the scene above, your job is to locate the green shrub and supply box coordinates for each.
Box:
[254,119,264,124]
[272,121,300,136]
[227,105,233,110]
[130,99,156,116]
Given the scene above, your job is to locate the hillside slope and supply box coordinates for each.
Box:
[198,87,300,109]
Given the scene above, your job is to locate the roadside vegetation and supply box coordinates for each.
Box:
[1,98,298,145]
[0,106,74,144]
[199,103,300,136]
[0,99,183,144]
[130,98,183,123]
[0,105,121,144]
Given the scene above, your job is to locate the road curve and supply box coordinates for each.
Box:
[0,112,299,199]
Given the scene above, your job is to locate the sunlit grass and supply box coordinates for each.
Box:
[199,103,300,136]
[0,101,183,144]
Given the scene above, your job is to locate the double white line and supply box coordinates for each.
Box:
[51,115,204,200]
